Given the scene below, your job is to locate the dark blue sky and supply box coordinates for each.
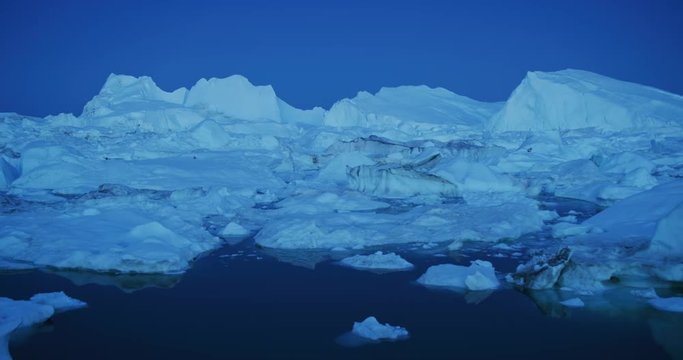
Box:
[1,0,682,117]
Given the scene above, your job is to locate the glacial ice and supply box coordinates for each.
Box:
[490,69,683,131]
[1,68,682,286]
[351,316,409,341]
[417,261,500,291]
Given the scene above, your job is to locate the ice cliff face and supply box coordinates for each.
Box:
[490,69,683,131]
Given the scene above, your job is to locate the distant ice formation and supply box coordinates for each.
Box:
[0,68,682,291]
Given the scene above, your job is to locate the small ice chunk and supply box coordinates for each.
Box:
[351,316,409,341]
[560,297,585,308]
[649,297,683,313]
[220,222,250,237]
[340,251,413,271]
[417,260,499,291]
[29,292,87,312]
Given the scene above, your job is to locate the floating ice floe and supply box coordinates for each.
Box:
[29,291,88,312]
[339,251,413,272]
[351,316,409,341]
[417,260,499,291]
[0,292,86,360]
[649,297,683,313]
[0,199,220,273]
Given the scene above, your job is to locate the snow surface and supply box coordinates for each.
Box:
[340,251,413,271]
[351,316,409,341]
[417,261,499,291]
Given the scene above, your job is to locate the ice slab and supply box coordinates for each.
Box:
[649,297,683,313]
[29,292,88,312]
[0,200,219,273]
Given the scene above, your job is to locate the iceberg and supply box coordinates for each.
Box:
[324,85,502,140]
[649,297,683,313]
[490,69,683,131]
[184,75,282,121]
[417,260,499,291]
[0,292,86,360]
[351,316,409,341]
[339,251,414,272]
[29,291,88,312]
[0,198,220,273]
[2,69,683,286]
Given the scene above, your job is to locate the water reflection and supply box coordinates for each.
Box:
[47,269,181,293]
[522,287,683,360]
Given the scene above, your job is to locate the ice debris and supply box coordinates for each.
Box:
[351,316,409,341]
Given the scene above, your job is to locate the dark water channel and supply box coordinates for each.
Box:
[1,239,681,359]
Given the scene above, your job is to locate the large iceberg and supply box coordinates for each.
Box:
[324,86,502,139]
[490,69,683,131]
